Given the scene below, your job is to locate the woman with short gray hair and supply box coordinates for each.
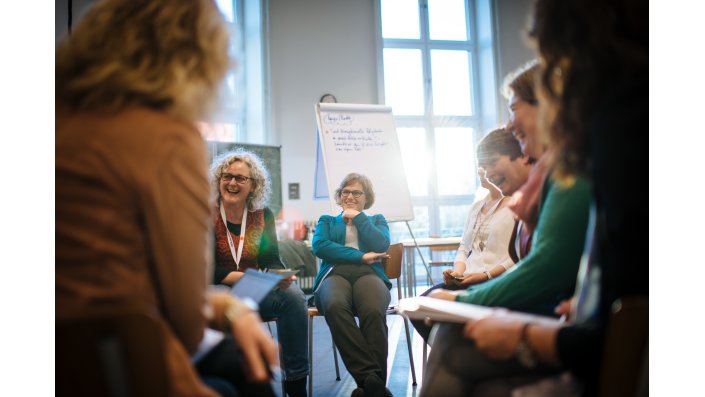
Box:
[312,173,392,397]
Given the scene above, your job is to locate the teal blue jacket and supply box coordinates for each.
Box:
[456,175,592,316]
[311,212,392,293]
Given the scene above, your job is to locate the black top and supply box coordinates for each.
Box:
[555,72,648,396]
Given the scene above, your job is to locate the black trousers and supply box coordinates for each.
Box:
[196,333,276,397]
[314,264,391,386]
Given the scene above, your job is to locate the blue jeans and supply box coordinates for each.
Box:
[259,283,309,381]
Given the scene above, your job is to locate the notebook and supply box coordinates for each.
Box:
[397,296,561,326]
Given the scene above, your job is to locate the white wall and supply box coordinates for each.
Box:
[56,0,537,225]
[268,0,379,223]
[492,0,536,121]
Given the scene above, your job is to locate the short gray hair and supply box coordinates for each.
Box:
[334,173,375,210]
[209,148,271,210]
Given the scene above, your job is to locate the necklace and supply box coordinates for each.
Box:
[470,196,505,252]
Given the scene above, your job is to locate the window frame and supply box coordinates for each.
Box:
[375,0,498,239]
[204,0,268,144]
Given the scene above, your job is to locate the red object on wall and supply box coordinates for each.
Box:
[292,221,307,241]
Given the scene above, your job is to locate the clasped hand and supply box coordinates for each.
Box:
[277,275,296,289]
[464,309,524,360]
[442,268,485,287]
[463,298,573,360]
[342,209,360,224]
[362,252,390,265]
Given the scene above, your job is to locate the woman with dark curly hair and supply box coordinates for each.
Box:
[419,0,647,396]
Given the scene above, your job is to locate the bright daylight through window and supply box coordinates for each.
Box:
[379,0,498,248]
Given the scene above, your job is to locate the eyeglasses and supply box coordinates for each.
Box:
[341,190,364,198]
[221,173,253,184]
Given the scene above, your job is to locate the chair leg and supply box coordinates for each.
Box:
[332,340,341,381]
[308,315,314,397]
[402,318,417,386]
[403,319,418,385]
[279,348,286,397]
[422,342,427,375]
[266,322,286,396]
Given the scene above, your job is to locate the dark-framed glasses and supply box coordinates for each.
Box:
[341,190,364,198]
[221,173,253,184]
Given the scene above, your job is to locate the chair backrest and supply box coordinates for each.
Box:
[598,295,648,397]
[56,307,169,397]
[383,242,403,280]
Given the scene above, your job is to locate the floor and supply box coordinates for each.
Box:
[268,284,434,397]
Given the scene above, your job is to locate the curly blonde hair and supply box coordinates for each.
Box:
[210,149,272,211]
[56,0,233,122]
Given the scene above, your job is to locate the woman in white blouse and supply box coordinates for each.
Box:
[411,127,532,341]
[442,168,517,288]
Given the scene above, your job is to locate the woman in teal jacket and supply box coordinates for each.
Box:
[312,173,392,397]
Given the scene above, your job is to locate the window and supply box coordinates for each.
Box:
[378,0,498,241]
[200,0,267,144]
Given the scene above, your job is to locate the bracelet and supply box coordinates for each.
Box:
[484,270,492,280]
[515,322,538,368]
[223,296,251,328]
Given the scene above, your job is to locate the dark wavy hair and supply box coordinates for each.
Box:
[527,0,647,178]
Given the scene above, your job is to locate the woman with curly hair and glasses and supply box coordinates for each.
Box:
[210,148,309,397]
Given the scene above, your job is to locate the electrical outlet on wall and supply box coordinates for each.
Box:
[288,183,300,200]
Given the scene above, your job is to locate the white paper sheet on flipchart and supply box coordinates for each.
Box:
[398,296,562,326]
[314,102,414,222]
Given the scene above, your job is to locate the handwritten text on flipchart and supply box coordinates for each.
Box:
[322,113,388,152]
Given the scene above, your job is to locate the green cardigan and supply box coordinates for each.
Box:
[455,174,592,316]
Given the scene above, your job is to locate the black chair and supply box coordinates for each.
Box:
[56,306,168,397]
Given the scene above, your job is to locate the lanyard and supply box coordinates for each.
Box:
[220,201,247,270]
